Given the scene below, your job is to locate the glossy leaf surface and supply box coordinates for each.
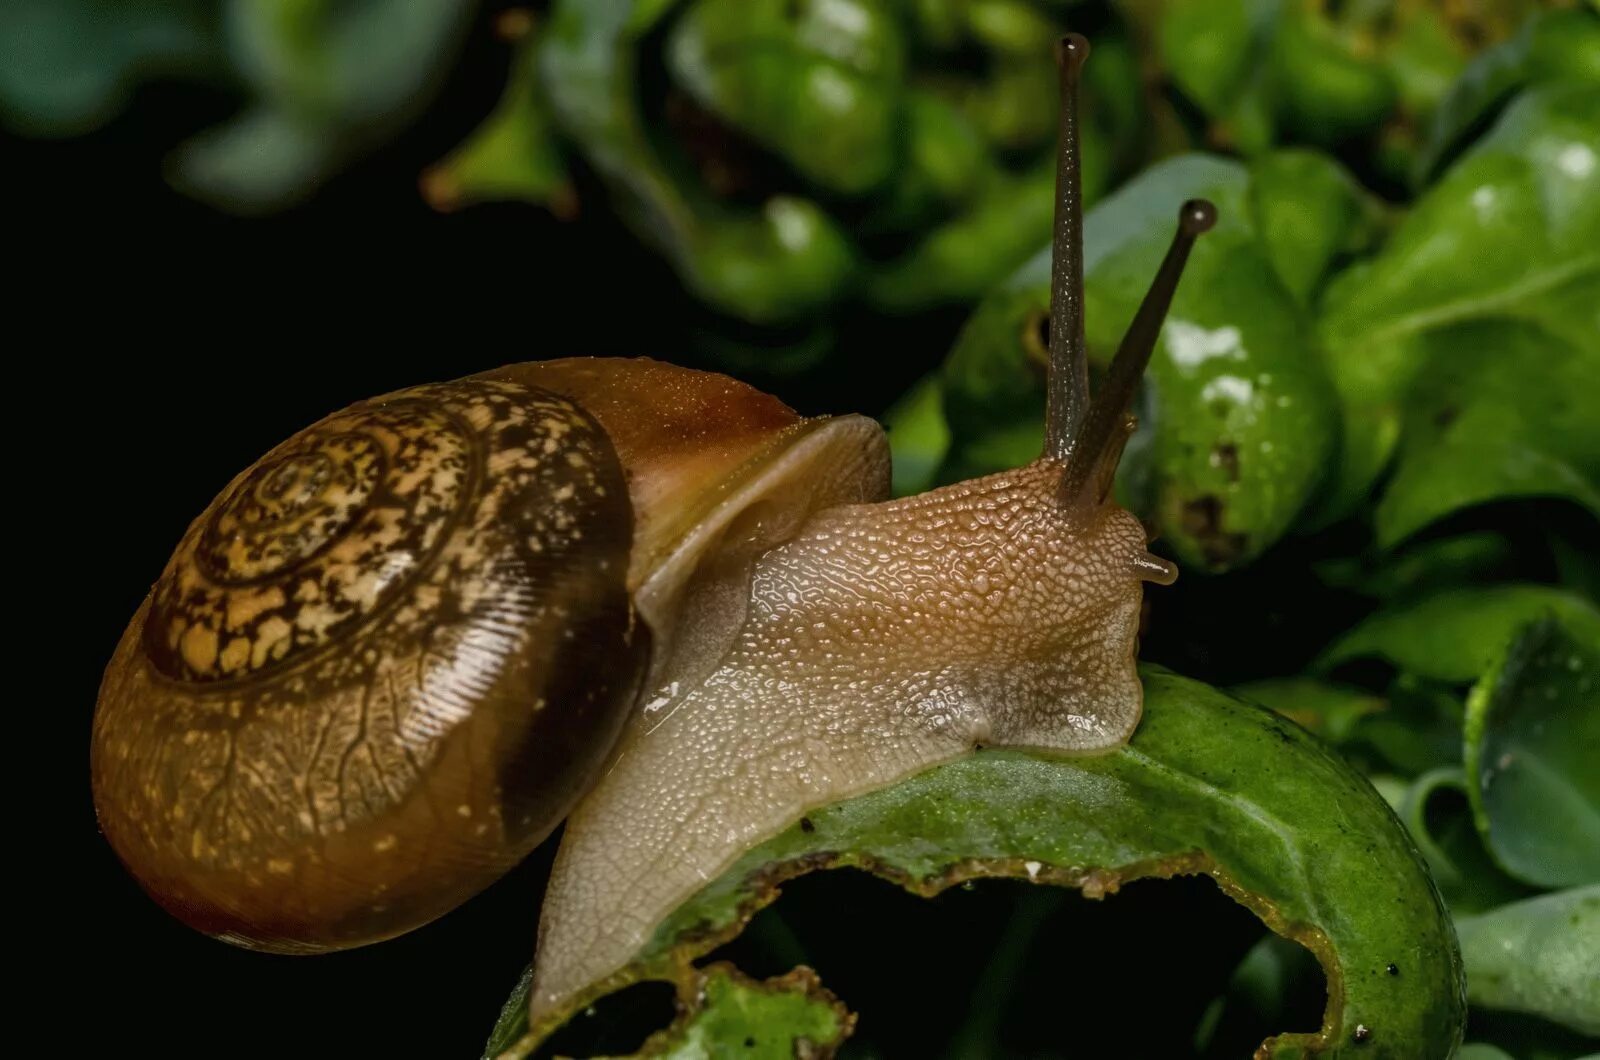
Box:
[487,670,1464,1058]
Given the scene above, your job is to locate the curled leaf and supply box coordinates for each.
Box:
[1398,767,1532,915]
[1464,616,1600,889]
[487,669,1464,1058]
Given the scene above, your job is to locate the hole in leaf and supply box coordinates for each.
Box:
[535,980,677,1058]
[697,869,1326,1055]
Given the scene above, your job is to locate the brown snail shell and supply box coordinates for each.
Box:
[90,361,889,953]
[90,377,646,951]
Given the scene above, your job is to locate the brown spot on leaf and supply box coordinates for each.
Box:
[1180,495,1249,568]
[1212,442,1240,483]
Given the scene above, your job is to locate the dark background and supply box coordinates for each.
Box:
[16,6,1332,1055]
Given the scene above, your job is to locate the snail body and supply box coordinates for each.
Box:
[90,34,1213,1017]
[91,364,883,951]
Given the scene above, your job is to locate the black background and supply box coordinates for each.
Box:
[15,6,1335,1054]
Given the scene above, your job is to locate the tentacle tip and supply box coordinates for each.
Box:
[1132,551,1179,586]
[1179,199,1217,237]
[1056,33,1090,71]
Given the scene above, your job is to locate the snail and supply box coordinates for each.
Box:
[90,34,1213,1016]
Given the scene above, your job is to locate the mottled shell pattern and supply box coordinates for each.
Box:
[91,361,889,953]
[91,378,645,951]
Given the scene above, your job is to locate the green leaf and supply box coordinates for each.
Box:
[1456,887,1600,1036]
[421,25,573,216]
[0,0,218,136]
[641,965,851,1058]
[1231,677,1383,744]
[168,0,473,212]
[1156,0,1262,120]
[1417,7,1600,183]
[1152,0,1520,169]
[487,669,1465,1058]
[1319,585,1600,684]
[938,153,1342,572]
[1194,934,1327,1058]
[882,373,950,498]
[1314,532,1520,601]
[539,0,857,325]
[1342,676,1464,777]
[666,0,903,196]
[866,161,1056,311]
[1247,149,1386,306]
[1316,84,1600,523]
[1464,617,1600,889]
[1398,767,1532,915]
[1454,1046,1516,1060]
[1374,318,1600,548]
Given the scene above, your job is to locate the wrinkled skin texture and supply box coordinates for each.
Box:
[532,460,1164,1014]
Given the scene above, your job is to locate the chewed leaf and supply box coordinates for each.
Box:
[644,965,852,1058]
[485,669,1464,1058]
[1455,887,1600,1036]
[1464,617,1600,889]
[1318,585,1600,684]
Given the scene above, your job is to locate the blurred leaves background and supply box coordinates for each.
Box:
[13,0,1596,1056]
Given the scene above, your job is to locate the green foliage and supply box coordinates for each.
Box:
[1464,618,1600,889]
[1456,887,1600,1035]
[1317,84,1600,529]
[0,0,473,211]
[489,669,1464,1058]
[932,153,1349,570]
[1320,586,1600,684]
[0,0,218,136]
[14,2,1597,1054]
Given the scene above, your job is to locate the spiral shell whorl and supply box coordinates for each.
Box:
[92,379,646,952]
[147,400,475,682]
